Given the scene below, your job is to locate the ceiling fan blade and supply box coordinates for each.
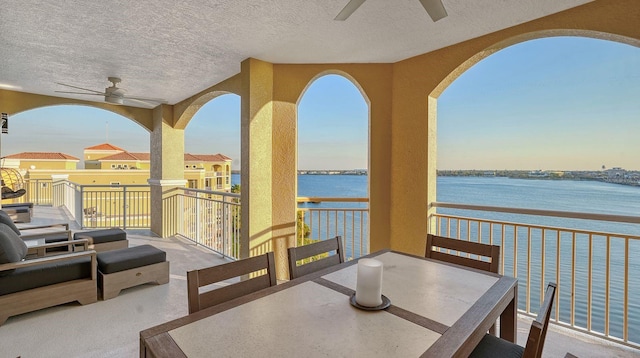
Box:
[419,0,447,22]
[54,90,103,96]
[125,95,167,104]
[334,0,366,21]
[123,98,161,107]
[55,82,104,94]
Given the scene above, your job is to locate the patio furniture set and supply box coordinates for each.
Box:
[0,210,169,325]
[143,235,556,357]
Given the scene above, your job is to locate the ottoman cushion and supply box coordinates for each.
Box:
[97,245,166,274]
[74,228,126,244]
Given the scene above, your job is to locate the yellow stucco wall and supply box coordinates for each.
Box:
[11,159,78,170]
[27,169,152,185]
[84,150,124,162]
[26,169,215,191]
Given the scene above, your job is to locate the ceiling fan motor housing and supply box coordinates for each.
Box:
[105,85,125,104]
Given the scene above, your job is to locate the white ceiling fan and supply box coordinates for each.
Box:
[55,77,167,107]
[335,0,448,22]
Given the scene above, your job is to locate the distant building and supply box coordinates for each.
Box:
[2,152,80,170]
[606,167,626,179]
[3,143,232,192]
[84,143,127,169]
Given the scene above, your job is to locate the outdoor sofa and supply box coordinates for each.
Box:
[0,222,97,325]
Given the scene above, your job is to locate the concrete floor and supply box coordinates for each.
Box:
[0,206,638,357]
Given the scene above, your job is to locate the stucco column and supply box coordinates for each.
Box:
[240,58,295,279]
[149,104,186,237]
[389,74,430,256]
[271,87,297,279]
[240,58,274,257]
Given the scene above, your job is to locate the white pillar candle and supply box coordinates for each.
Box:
[355,258,383,307]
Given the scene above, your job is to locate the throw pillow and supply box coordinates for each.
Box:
[0,222,28,265]
[0,210,22,236]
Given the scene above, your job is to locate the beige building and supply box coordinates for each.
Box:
[2,152,80,170]
[3,144,232,191]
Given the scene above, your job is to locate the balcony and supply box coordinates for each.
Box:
[2,1,639,356]
[0,205,636,357]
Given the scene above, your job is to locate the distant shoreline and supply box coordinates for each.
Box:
[232,169,640,187]
[438,169,640,187]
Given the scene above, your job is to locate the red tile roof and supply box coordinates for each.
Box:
[99,152,150,161]
[184,154,232,162]
[84,143,125,151]
[99,152,231,162]
[2,152,80,161]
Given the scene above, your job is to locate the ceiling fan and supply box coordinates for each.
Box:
[55,77,167,107]
[335,0,448,22]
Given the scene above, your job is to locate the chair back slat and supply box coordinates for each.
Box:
[196,253,273,287]
[292,255,342,278]
[429,251,493,272]
[426,234,500,273]
[187,251,276,314]
[197,275,274,310]
[288,236,344,279]
[523,282,557,358]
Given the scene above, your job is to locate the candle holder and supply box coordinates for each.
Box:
[352,258,390,310]
[349,293,391,311]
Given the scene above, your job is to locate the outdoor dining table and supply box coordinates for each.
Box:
[140,249,518,358]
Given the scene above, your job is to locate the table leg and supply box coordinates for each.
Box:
[500,284,517,342]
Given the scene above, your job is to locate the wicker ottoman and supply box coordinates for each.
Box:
[96,245,169,300]
[74,228,128,252]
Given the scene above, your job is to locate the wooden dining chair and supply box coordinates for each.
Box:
[426,234,501,335]
[288,236,344,279]
[187,251,277,314]
[470,282,557,358]
[425,234,500,274]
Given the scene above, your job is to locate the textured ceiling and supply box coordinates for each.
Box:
[0,0,592,107]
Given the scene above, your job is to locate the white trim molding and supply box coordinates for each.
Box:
[147,179,188,187]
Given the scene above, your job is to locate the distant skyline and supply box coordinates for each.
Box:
[2,36,638,171]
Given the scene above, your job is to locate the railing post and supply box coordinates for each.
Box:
[223,195,229,256]
[76,184,84,228]
[195,194,201,244]
[122,186,127,229]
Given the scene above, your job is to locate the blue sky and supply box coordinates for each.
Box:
[3,36,639,170]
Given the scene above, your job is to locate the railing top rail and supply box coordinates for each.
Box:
[431,201,640,225]
[298,207,368,212]
[52,180,150,188]
[297,197,368,203]
[431,212,640,240]
[78,184,151,188]
[176,187,240,198]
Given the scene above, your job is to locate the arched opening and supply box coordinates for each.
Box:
[432,35,640,343]
[5,105,149,168]
[2,105,150,206]
[297,73,369,258]
[184,93,241,191]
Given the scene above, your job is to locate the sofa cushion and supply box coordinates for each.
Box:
[0,210,22,235]
[0,256,92,295]
[0,223,27,264]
